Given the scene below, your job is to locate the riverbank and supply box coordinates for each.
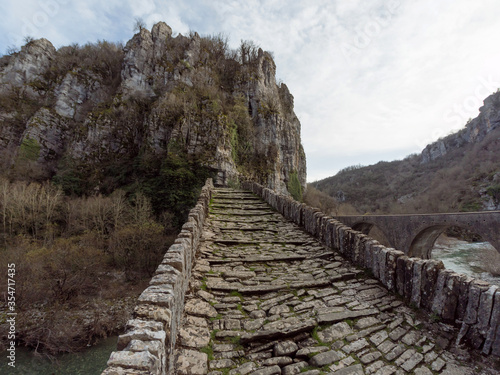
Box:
[433,234,500,286]
[0,334,119,374]
[0,276,147,355]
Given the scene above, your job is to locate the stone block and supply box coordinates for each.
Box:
[250,365,281,375]
[175,349,208,375]
[442,272,461,322]
[179,325,210,348]
[125,339,164,357]
[431,269,451,316]
[403,257,415,302]
[330,364,364,375]
[371,244,382,279]
[320,215,329,244]
[282,361,308,375]
[337,226,346,255]
[386,249,404,292]
[464,284,498,350]
[365,240,377,272]
[107,350,161,373]
[456,275,473,321]
[378,247,389,287]
[162,246,185,273]
[134,304,172,326]
[344,229,354,261]
[420,259,444,310]
[138,285,174,308]
[274,340,298,356]
[154,263,182,276]
[477,285,498,329]
[325,219,335,249]
[229,362,257,375]
[101,366,151,375]
[117,329,166,350]
[483,290,500,355]
[317,322,353,342]
[410,259,425,308]
[464,279,491,325]
[309,350,344,366]
[149,271,179,286]
[353,233,367,267]
[396,255,408,296]
[126,319,164,332]
[184,298,218,318]
[313,211,323,238]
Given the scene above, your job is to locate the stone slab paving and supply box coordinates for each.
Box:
[174,188,499,375]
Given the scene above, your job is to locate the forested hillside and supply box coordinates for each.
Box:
[314,91,500,215]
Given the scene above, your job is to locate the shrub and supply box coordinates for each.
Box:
[287,171,302,202]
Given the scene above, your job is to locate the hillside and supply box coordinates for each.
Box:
[314,91,500,215]
[0,22,306,354]
[0,22,306,199]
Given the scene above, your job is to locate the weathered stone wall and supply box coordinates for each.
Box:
[101,178,214,375]
[242,180,500,356]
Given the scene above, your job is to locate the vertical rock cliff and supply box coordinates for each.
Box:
[0,22,306,195]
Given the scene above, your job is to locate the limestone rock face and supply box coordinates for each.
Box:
[421,92,500,163]
[0,22,307,194]
[0,38,55,91]
[246,49,306,193]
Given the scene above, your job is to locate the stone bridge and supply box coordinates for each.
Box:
[101,180,500,375]
[335,212,500,259]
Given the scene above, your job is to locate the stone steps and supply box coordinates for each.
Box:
[174,188,494,375]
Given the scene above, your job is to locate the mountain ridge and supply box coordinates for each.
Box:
[314,91,500,214]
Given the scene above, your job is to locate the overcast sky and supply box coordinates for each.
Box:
[1,0,499,182]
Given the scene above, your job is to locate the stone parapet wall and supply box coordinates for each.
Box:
[101,179,214,375]
[242,181,500,356]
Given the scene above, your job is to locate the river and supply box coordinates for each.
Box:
[432,235,500,286]
[0,335,117,375]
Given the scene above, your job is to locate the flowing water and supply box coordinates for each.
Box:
[0,335,117,375]
[432,235,500,286]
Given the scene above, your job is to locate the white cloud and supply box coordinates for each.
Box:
[1,0,499,182]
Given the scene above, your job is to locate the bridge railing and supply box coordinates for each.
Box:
[242,181,500,356]
[101,178,214,375]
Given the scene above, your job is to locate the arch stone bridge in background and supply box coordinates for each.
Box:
[335,211,500,258]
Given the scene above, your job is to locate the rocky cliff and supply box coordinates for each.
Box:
[0,22,306,196]
[314,91,500,214]
[420,92,500,163]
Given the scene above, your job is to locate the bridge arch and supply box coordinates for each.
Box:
[336,211,500,258]
[408,225,448,259]
[408,224,500,260]
[351,221,392,248]
[351,222,374,235]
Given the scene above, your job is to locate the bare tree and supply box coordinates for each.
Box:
[134,17,146,33]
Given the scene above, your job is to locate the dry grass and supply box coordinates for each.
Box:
[303,184,359,216]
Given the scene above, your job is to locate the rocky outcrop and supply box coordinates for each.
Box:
[421,92,500,163]
[247,49,306,193]
[0,22,306,195]
[120,22,173,97]
[0,38,55,92]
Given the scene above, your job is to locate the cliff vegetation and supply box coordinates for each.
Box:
[0,22,306,355]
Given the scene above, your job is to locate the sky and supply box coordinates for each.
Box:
[1,0,500,182]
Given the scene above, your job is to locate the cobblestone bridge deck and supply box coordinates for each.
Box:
[174,188,498,375]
